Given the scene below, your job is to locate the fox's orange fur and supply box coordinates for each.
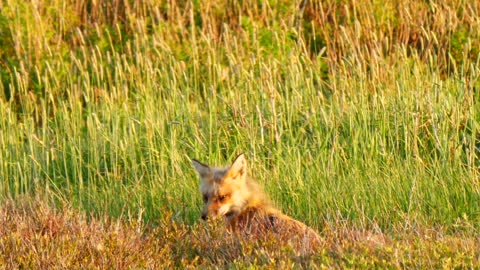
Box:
[192,154,321,250]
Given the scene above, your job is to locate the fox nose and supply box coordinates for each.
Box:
[201,213,207,220]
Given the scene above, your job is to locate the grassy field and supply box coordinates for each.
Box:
[0,0,479,268]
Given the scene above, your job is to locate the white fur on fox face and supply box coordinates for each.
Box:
[218,203,232,217]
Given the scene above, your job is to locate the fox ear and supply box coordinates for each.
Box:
[227,154,247,179]
[192,159,210,177]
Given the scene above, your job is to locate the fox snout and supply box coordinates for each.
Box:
[200,206,216,221]
[201,203,239,221]
[201,205,220,220]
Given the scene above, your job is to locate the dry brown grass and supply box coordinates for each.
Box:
[1,197,478,269]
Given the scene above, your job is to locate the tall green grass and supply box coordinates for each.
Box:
[0,0,479,231]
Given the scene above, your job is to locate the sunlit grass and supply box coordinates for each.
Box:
[0,0,479,267]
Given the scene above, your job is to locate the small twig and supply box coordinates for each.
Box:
[295,0,308,34]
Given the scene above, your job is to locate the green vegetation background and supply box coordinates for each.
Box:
[1,0,479,232]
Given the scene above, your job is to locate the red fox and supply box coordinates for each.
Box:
[192,154,321,251]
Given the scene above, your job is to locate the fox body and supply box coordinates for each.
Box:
[192,154,320,248]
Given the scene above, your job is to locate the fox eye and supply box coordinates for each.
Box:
[202,195,208,202]
[218,195,227,202]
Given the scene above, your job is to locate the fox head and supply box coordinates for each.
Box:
[192,154,250,221]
